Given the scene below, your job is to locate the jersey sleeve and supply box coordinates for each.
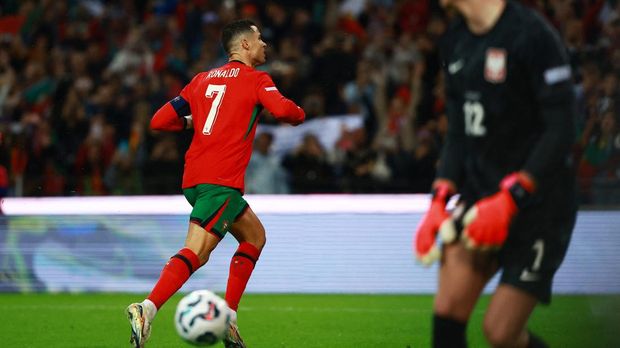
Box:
[437,93,466,188]
[436,32,466,189]
[519,19,576,184]
[150,96,190,131]
[256,72,305,125]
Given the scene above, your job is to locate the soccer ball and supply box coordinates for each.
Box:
[174,290,231,346]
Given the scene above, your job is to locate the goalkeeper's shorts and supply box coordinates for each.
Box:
[498,210,576,304]
[183,183,249,238]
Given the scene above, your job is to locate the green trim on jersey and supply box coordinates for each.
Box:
[183,184,248,238]
[244,105,260,140]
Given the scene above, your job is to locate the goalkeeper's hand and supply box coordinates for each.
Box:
[414,181,458,266]
[462,172,535,249]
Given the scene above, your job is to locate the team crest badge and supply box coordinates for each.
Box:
[484,48,507,83]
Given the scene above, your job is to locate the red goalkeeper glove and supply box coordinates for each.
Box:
[462,172,535,249]
[414,181,458,266]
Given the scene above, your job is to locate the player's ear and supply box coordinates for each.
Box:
[241,37,250,50]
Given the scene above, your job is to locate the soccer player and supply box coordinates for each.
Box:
[413,0,577,347]
[126,19,305,348]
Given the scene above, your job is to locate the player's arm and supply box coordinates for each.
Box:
[151,75,200,131]
[150,96,193,131]
[436,98,466,189]
[521,24,576,185]
[256,73,305,126]
[413,94,464,264]
[413,37,464,265]
[435,30,466,190]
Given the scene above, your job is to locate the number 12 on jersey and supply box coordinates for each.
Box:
[463,100,486,136]
[203,84,227,135]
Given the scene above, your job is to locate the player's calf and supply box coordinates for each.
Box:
[483,323,547,348]
[433,314,467,348]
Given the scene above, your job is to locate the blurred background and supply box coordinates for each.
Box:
[0,2,619,346]
[0,0,618,203]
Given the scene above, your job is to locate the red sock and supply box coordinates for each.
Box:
[225,242,261,311]
[147,248,201,309]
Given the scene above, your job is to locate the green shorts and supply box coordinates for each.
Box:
[183,184,248,238]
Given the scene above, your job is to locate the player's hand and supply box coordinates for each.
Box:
[414,181,457,266]
[462,172,535,249]
[184,115,193,130]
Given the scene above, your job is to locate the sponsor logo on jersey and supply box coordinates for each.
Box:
[484,48,507,83]
[519,269,540,282]
[264,87,278,91]
[448,59,464,74]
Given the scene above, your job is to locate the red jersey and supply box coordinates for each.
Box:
[150,61,305,192]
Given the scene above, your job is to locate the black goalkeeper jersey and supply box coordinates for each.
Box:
[437,0,577,214]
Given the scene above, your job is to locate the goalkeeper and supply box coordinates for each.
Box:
[412,0,577,347]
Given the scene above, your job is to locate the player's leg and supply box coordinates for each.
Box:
[142,184,231,311]
[126,184,230,347]
[483,209,576,348]
[226,206,265,310]
[434,242,498,348]
[147,222,221,309]
[483,285,541,347]
[223,206,266,348]
[127,223,221,348]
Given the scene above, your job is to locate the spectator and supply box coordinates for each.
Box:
[283,133,334,193]
[579,109,620,202]
[143,133,182,194]
[246,132,290,194]
[0,0,616,204]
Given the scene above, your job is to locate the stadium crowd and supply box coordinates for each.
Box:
[0,0,618,203]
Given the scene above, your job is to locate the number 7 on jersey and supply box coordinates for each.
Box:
[203,84,226,135]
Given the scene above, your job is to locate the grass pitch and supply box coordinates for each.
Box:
[0,293,618,347]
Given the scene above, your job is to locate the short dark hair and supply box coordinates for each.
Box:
[221,19,257,55]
